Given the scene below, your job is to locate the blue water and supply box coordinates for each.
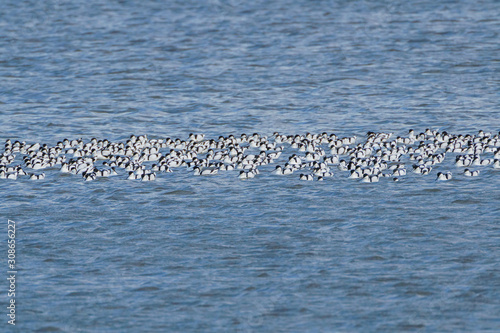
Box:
[1,0,500,332]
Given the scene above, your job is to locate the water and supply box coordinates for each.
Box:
[1,0,500,331]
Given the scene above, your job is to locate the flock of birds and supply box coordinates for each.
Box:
[1,129,500,183]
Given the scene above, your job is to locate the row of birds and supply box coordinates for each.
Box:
[1,129,499,183]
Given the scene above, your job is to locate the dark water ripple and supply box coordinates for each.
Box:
[1,0,500,332]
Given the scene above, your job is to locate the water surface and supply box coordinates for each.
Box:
[1,0,499,332]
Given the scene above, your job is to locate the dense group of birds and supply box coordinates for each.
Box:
[1,129,499,183]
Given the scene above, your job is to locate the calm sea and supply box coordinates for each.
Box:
[1,0,499,331]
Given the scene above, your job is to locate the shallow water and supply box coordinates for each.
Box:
[1,0,500,332]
